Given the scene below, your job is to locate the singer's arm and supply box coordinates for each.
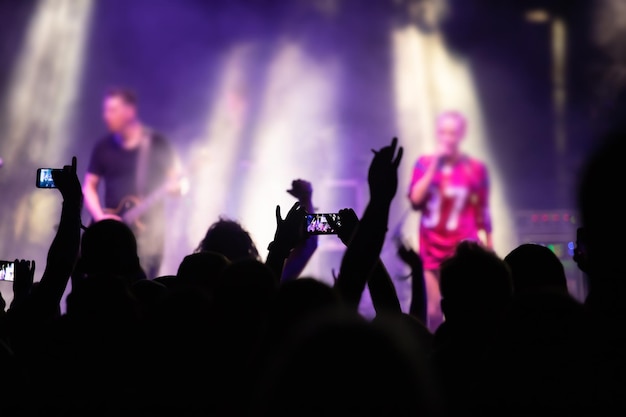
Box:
[409,157,438,209]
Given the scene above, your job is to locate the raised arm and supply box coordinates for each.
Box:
[9,260,35,312]
[266,202,306,283]
[36,157,83,315]
[329,208,401,315]
[408,153,440,210]
[397,241,427,324]
[333,137,403,310]
[281,179,318,281]
[9,157,83,321]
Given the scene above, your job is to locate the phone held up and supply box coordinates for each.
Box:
[305,213,342,235]
[0,260,15,282]
[36,168,63,189]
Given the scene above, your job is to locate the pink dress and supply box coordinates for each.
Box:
[409,154,492,271]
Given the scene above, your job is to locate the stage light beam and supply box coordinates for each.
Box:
[0,0,94,167]
[0,0,94,305]
[238,40,340,271]
[390,24,517,309]
[0,0,94,248]
[176,43,257,261]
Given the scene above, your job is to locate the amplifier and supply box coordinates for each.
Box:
[514,209,579,236]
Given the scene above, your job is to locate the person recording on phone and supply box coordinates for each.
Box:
[82,87,182,280]
[408,110,492,332]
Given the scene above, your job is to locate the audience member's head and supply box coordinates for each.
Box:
[152,274,181,291]
[439,240,513,325]
[195,217,261,262]
[176,250,231,297]
[267,277,342,343]
[504,243,569,295]
[77,219,146,284]
[214,259,278,319]
[130,278,170,321]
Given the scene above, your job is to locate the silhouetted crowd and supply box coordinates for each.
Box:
[1,132,625,417]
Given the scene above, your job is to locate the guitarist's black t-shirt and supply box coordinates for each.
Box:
[87,130,175,211]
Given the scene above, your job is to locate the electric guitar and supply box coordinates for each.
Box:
[101,176,187,232]
[95,149,204,233]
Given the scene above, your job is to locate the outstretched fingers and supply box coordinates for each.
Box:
[373,137,401,164]
[286,201,301,218]
[63,156,77,173]
[389,136,398,155]
[393,145,403,169]
[276,201,301,226]
[275,205,283,226]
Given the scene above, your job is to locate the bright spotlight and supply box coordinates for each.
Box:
[238,39,340,270]
[0,0,94,249]
[0,0,94,167]
[390,24,517,276]
[173,43,257,263]
[0,0,94,307]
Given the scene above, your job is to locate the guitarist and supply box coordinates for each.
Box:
[83,87,182,279]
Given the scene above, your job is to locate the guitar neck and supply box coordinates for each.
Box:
[122,184,170,224]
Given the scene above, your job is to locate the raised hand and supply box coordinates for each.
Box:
[271,201,306,254]
[12,259,35,308]
[368,137,403,205]
[287,179,313,203]
[326,208,359,246]
[397,241,423,269]
[51,156,83,207]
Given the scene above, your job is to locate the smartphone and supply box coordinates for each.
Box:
[36,168,62,188]
[0,260,15,282]
[305,213,341,235]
